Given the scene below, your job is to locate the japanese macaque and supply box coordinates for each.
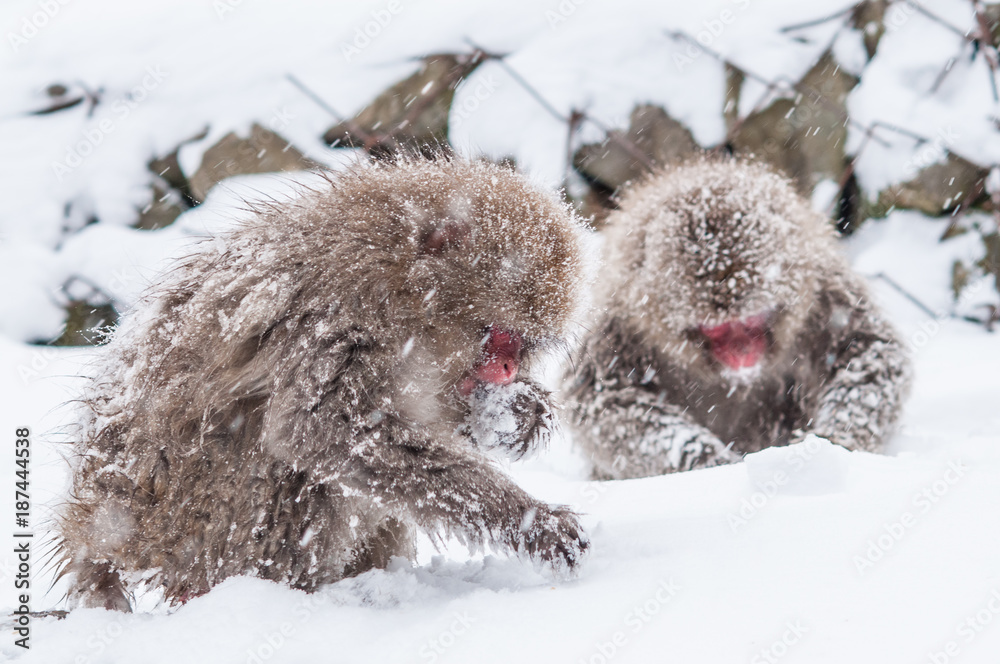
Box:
[57,157,590,611]
[563,156,911,480]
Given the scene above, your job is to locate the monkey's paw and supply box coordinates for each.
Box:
[517,504,589,575]
[462,381,556,460]
[647,425,741,473]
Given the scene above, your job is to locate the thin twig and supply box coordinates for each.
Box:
[464,37,656,177]
[391,51,485,138]
[285,74,395,148]
[780,4,857,32]
[970,0,1000,101]
[910,1,971,39]
[285,73,346,124]
[581,114,657,173]
[872,272,941,318]
[666,29,891,147]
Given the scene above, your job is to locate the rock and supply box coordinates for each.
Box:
[979,3,1000,48]
[574,104,699,193]
[323,53,484,152]
[134,183,187,231]
[139,128,209,229]
[980,232,1000,294]
[731,50,857,197]
[188,124,316,203]
[852,0,888,60]
[877,155,988,216]
[29,82,91,115]
[50,300,117,346]
[572,104,701,226]
[148,127,207,206]
[952,259,971,300]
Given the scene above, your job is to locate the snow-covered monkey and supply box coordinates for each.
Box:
[563,156,911,479]
[58,157,590,611]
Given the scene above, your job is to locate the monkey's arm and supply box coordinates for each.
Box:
[564,320,739,479]
[808,288,911,452]
[336,424,588,570]
[567,383,738,479]
[265,330,587,570]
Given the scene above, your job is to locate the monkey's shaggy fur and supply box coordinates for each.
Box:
[563,156,911,479]
[58,157,591,611]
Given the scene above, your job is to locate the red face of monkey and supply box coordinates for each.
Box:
[698,312,773,371]
[459,327,523,395]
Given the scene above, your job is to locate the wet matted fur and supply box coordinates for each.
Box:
[563,155,911,479]
[58,156,591,610]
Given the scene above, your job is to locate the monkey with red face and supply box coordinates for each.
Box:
[563,156,911,479]
[57,157,590,611]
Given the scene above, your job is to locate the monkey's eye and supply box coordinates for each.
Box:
[421,219,471,256]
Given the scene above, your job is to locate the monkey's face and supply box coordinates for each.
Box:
[604,163,818,385]
[668,192,799,380]
[395,160,586,396]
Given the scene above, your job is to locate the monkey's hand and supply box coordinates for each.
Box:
[517,504,589,574]
[460,380,557,461]
[571,386,740,479]
[812,309,912,453]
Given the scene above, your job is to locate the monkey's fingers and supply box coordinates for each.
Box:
[503,386,557,460]
[678,436,742,471]
[517,505,590,575]
[463,380,557,461]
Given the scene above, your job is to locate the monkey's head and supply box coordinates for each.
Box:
[603,156,837,383]
[329,157,590,397]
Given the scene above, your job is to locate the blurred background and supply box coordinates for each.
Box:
[1,0,999,348]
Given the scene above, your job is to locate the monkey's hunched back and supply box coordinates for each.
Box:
[59,157,590,611]
[564,156,911,479]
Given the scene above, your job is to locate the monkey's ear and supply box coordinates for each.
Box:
[421,219,471,256]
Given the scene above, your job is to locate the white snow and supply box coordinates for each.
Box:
[1,0,1000,662]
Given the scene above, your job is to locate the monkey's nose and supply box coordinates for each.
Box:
[475,355,519,385]
[462,326,523,392]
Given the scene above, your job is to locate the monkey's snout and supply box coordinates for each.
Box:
[700,319,768,370]
[474,354,520,385]
[460,327,523,394]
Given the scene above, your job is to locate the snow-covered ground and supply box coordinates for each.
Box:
[2,0,1000,662]
[2,210,999,663]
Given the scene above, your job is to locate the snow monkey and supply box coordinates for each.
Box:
[563,156,910,479]
[57,157,591,611]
